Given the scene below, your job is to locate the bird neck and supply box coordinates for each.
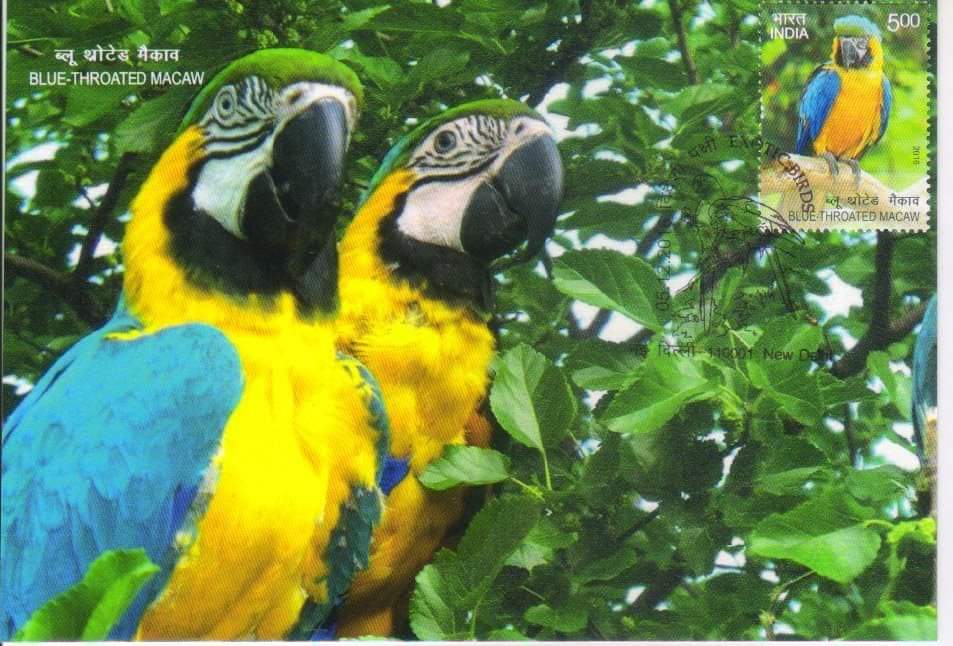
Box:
[339,169,494,315]
[122,126,310,332]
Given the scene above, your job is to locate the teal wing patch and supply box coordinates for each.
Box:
[287,354,390,639]
[1,300,243,639]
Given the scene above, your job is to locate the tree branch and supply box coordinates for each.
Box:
[827,231,924,378]
[525,0,600,106]
[5,253,104,326]
[73,152,137,283]
[668,0,700,85]
[630,566,687,614]
[831,300,928,379]
[761,154,930,228]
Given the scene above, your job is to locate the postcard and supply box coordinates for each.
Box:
[2,0,938,641]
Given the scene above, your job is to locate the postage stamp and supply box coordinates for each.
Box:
[760,2,933,231]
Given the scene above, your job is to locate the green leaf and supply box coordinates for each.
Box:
[410,496,540,639]
[334,48,402,89]
[64,85,129,128]
[524,598,589,633]
[601,354,715,434]
[564,338,642,390]
[419,445,510,490]
[574,545,638,584]
[553,249,668,332]
[749,488,880,583]
[867,351,913,418]
[845,465,910,504]
[489,344,576,451]
[13,548,159,640]
[845,602,936,640]
[506,518,577,571]
[114,88,193,154]
[663,83,736,120]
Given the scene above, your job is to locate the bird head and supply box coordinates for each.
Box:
[135,49,363,310]
[833,15,883,70]
[174,49,361,260]
[356,99,563,305]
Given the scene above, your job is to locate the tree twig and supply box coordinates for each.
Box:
[828,231,925,378]
[630,566,687,614]
[761,154,930,226]
[5,253,104,326]
[525,0,599,106]
[73,153,137,283]
[668,0,700,85]
[831,300,928,378]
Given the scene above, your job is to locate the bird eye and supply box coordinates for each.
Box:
[434,130,457,153]
[216,88,237,118]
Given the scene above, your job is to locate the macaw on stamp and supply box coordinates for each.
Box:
[759,2,933,232]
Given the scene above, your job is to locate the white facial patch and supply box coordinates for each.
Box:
[192,144,272,238]
[191,80,357,239]
[395,113,555,249]
[397,173,485,251]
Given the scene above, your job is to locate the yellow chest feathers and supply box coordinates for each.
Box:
[816,68,884,159]
[336,170,496,470]
[121,127,380,639]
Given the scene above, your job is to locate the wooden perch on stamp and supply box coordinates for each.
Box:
[760,153,930,229]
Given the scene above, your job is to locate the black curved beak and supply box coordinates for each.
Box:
[839,37,869,68]
[241,99,349,252]
[460,134,563,268]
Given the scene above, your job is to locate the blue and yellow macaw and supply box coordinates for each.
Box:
[2,49,387,640]
[332,99,564,636]
[912,295,937,509]
[795,15,892,179]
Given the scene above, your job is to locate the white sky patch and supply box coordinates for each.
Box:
[828,326,860,352]
[595,149,628,164]
[760,569,780,584]
[66,236,119,269]
[8,142,63,199]
[871,437,921,471]
[693,2,717,25]
[8,141,61,169]
[715,548,746,569]
[600,184,651,206]
[668,271,695,295]
[584,390,606,409]
[585,234,637,255]
[545,239,567,260]
[634,497,659,513]
[572,301,599,328]
[894,421,916,442]
[720,159,744,173]
[807,269,864,322]
[599,313,643,343]
[3,375,35,396]
[890,360,912,378]
[626,586,646,605]
[583,77,612,97]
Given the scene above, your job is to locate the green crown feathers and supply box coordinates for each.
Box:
[180,49,363,130]
[363,98,544,199]
[834,15,882,40]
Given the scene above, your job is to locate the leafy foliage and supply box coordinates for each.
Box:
[4,0,936,641]
[13,549,159,641]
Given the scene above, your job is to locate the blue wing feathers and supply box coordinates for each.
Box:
[288,355,392,639]
[912,296,937,455]
[795,65,841,155]
[1,301,243,639]
[878,75,892,143]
